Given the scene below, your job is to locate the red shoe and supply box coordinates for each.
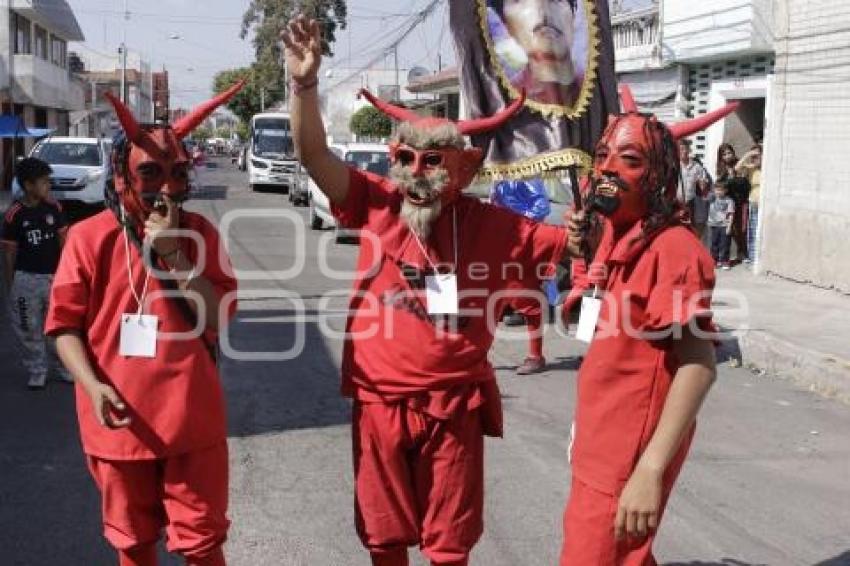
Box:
[517,356,546,375]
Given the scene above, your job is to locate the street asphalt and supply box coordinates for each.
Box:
[0,158,848,566]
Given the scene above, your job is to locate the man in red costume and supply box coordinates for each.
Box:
[559,87,737,564]
[45,82,244,566]
[283,16,567,566]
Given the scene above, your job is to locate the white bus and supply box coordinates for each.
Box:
[247,112,302,193]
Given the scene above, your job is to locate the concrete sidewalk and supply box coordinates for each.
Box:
[714,266,850,403]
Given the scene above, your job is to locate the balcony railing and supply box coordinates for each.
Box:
[612,6,661,72]
[612,7,659,51]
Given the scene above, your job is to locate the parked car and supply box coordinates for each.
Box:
[308,143,389,238]
[13,137,112,223]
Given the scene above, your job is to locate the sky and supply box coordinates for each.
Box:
[66,0,456,110]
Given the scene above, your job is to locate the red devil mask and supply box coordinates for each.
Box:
[590,84,739,229]
[360,89,525,206]
[105,81,245,226]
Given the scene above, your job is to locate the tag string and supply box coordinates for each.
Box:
[410,206,458,275]
[120,207,151,316]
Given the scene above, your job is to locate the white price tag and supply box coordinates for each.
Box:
[425,274,459,315]
[575,296,601,343]
[119,314,159,358]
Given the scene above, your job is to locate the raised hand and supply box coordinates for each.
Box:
[281,16,322,85]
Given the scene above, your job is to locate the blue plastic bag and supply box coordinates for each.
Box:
[490,179,551,222]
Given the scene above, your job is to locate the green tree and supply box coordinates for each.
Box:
[240,0,348,59]
[215,2,347,125]
[238,1,346,109]
[236,121,250,142]
[193,126,213,143]
[213,66,273,125]
[349,105,392,140]
[215,126,234,140]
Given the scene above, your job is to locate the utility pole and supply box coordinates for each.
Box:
[261,88,265,112]
[655,0,665,67]
[120,0,128,103]
[393,45,399,101]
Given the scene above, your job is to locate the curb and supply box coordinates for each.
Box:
[721,326,850,404]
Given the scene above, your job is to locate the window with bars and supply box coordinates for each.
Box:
[50,35,67,68]
[686,56,775,161]
[34,26,48,60]
[14,13,32,55]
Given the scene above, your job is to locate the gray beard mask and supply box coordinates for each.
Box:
[390,163,449,240]
[400,198,442,240]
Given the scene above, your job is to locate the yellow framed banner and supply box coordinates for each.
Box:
[449,0,617,179]
[478,0,601,119]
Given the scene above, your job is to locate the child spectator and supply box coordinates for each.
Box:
[1,157,70,389]
[708,180,735,270]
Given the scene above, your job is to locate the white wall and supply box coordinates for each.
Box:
[0,10,10,92]
[760,0,850,291]
[663,0,774,62]
[10,53,84,110]
[619,65,685,124]
[320,67,419,142]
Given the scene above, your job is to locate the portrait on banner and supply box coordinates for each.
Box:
[480,0,598,117]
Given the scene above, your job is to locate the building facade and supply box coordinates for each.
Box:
[759,0,850,291]
[152,70,169,123]
[661,0,774,174]
[320,67,422,143]
[70,44,154,138]
[635,0,850,291]
[0,0,86,188]
[612,1,774,175]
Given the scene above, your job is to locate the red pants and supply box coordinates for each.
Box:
[86,442,229,562]
[352,400,484,565]
[560,450,689,565]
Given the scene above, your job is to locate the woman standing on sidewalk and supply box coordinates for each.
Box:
[735,143,762,265]
[715,143,751,263]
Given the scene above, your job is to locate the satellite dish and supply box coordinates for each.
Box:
[407,66,431,84]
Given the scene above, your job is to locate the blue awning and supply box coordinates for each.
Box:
[0,115,54,138]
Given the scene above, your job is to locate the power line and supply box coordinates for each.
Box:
[325,0,444,92]
[52,6,413,26]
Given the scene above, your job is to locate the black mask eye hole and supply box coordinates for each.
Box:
[137,163,164,180]
[396,149,415,166]
[423,153,443,167]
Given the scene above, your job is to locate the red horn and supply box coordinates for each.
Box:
[619,84,638,113]
[173,80,246,139]
[358,89,421,123]
[104,91,143,143]
[457,90,526,136]
[669,102,740,140]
